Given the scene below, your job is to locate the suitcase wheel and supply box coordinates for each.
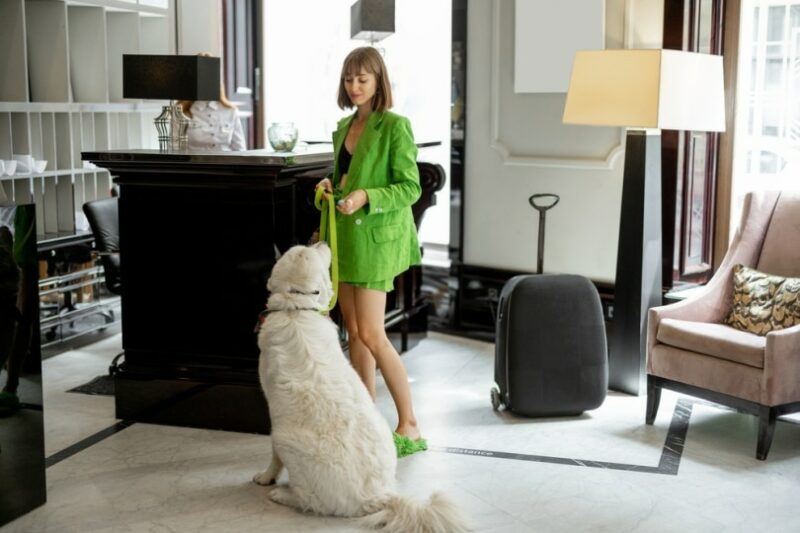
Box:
[490,387,502,411]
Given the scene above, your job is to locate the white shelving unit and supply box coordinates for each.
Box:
[0,0,175,347]
[0,0,174,241]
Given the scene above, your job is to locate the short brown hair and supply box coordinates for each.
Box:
[337,47,393,112]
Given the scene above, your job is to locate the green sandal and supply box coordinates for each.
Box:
[393,432,428,458]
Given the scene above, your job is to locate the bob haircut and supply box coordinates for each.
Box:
[337,47,393,112]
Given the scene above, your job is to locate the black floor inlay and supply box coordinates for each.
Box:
[46,396,794,473]
[46,420,135,468]
[430,398,694,476]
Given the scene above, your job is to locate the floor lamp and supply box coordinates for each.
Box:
[563,49,726,395]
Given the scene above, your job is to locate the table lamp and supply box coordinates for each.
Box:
[563,49,725,395]
[123,54,221,152]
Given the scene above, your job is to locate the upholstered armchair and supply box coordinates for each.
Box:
[646,190,800,460]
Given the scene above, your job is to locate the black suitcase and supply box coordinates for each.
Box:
[490,194,608,416]
[491,274,608,416]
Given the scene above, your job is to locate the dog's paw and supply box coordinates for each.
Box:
[268,486,297,507]
[253,471,277,486]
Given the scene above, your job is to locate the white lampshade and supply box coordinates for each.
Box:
[562,49,726,132]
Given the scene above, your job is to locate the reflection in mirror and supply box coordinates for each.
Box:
[0,203,45,526]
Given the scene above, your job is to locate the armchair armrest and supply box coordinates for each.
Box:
[764,324,800,405]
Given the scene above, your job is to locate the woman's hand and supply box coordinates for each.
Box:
[315,178,333,199]
[336,189,368,215]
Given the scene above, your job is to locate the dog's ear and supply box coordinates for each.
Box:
[308,243,333,308]
[311,241,331,269]
[267,245,305,294]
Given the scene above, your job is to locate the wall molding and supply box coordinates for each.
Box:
[488,0,625,170]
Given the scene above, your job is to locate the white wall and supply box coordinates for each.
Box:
[262,0,452,247]
[465,0,662,283]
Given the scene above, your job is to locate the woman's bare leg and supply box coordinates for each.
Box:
[338,282,376,399]
[354,286,420,440]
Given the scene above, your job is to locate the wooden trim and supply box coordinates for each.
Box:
[714,0,740,270]
[661,0,685,288]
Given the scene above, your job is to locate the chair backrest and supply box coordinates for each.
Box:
[413,162,446,231]
[83,197,121,294]
[756,191,800,278]
[693,190,780,322]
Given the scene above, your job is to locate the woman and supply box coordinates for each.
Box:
[316,47,425,457]
[179,55,246,151]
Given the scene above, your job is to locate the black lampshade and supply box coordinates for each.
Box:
[122,55,221,101]
[350,0,395,42]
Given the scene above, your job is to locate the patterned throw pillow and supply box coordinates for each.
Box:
[725,264,800,336]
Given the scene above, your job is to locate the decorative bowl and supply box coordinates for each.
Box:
[3,160,17,176]
[12,154,32,174]
[267,122,299,152]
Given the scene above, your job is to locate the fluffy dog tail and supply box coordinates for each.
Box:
[360,491,472,533]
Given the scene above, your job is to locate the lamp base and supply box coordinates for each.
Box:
[154,102,189,152]
[608,130,662,396]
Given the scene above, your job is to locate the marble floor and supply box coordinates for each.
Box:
[3,331,800,532]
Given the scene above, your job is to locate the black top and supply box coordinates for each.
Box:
[338,145,352,178]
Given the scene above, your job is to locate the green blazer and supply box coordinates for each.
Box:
[330,111,422,283]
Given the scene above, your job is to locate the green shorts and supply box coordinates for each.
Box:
[341,278,395,293]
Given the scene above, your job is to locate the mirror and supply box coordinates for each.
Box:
[0,203,45,526]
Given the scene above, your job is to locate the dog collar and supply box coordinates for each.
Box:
[253,306,321,334]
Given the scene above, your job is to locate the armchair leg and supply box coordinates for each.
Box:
[756,406,777,460]
[645,375,661,425]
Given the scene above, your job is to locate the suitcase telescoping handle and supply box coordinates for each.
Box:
[528,194,560,274]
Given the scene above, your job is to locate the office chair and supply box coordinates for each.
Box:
[83,197,121,295]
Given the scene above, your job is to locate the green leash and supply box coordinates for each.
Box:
[314,186,339,312]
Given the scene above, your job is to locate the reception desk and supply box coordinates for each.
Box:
[83,147,442,434]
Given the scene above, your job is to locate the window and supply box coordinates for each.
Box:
[662,0,724,285]
[731,0,800,229]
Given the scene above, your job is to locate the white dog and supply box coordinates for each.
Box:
[254,243,470,532]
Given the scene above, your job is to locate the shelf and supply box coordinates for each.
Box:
[3,0,174,341]
[0,102,166,113]
[26,0,70,103]
[41,113,58,165]
[55,113,72,170]
[68,5,110,103]
[30,113,44,160]
[0,167,111,180]
[11,112,29,154]
[0,0,28,102]
[139,13,170,54]
[37,229,94,251]
[67,0,168,16]
[107,11,141,102]
[0,114,11,160]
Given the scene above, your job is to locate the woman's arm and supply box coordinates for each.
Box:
[362,117,421,215]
